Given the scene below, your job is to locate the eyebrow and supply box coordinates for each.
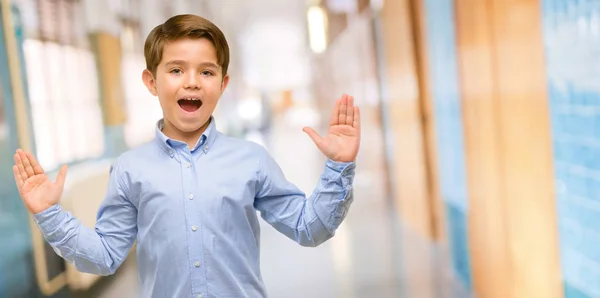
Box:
[164,60,220,69]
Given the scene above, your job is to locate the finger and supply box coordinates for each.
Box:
[13,165,24,189]
[55,165,68,189]
[353,106,361,132]
[302,127,324,149]
[346,95,354,126]
[338,95,347,125]
[26,151,44,175]
[329,96,343,126]
[18,150,34,178]
[14,152,28,180]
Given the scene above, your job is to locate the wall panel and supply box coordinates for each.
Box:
[491,1,561,297]
[410,0,447,245]
[456,0,562,297]
[380,0,434,239]
[420,0,472,289]
[454,1,510,297]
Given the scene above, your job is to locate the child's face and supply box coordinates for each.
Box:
[143,37,229,136]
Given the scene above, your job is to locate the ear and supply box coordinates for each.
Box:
[220,74,230,93]
[142,69,158,96]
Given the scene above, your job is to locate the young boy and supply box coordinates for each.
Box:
[13,14,360,298]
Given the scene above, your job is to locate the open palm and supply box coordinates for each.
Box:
[303,94,361,162]
[13,149,68,214]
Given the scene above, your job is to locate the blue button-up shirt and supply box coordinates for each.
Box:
[33,117,356,298]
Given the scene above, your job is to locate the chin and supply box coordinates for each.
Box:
[175,117,210,132]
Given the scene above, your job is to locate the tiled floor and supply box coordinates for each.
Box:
[73,111,470,298]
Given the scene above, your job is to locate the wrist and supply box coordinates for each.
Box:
[326,159,355,172]
[30,203,59,216]
[32,204,65,237]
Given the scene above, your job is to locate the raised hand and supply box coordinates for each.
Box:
[12,149,68,214]
[303,94,361,163]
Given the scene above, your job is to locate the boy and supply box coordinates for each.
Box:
[12,14,360,298]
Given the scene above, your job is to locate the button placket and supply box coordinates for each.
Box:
[182,149,205,292]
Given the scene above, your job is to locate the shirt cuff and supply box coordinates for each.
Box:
[32,204,64,235]
[324,159,356,184]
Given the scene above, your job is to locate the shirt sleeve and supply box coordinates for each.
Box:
[31,160,138,276]
[253,147,355,247]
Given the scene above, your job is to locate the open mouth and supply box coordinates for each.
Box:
[178,98,203,113]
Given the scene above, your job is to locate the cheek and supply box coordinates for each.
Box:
[157,78,179,96]
[205,79,224,94]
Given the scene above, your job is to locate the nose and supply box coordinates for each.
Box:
[183,71,200,89]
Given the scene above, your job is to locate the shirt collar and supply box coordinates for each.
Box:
[154,117,219,156]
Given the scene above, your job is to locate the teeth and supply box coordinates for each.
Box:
[183,98,200,101]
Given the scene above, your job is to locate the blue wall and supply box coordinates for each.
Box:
[423,0,472,290]
[542,1,600,297]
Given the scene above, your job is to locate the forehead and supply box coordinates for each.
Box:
[160,37,218,64]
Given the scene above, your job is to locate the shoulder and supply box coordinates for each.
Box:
[107,141,166,196]
[109,141,160,174]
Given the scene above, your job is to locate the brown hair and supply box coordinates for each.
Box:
[144,14,230,77]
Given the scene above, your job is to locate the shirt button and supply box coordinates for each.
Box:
[197,295,203,298]
[204,145,209,150]
[194,261,200,267]
[188,193,194,200]
[185,162,191,168]
[191,226,197,231]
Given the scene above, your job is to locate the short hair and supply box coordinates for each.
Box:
[144,14,230,77]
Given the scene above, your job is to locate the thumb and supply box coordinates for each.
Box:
[55,165,68,188]
[303,127,324,149]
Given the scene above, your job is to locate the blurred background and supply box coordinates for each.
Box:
[0,0,595,297]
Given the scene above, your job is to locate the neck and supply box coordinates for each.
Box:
[162,118,211,150]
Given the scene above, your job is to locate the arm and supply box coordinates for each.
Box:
[255,93,360,247]
[13,150,137,276]
[254,149,355,247]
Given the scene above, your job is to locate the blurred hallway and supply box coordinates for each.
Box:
[3,0,600,297]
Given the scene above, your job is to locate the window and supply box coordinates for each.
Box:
[22,0,105,171]
[121,23,163,148]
